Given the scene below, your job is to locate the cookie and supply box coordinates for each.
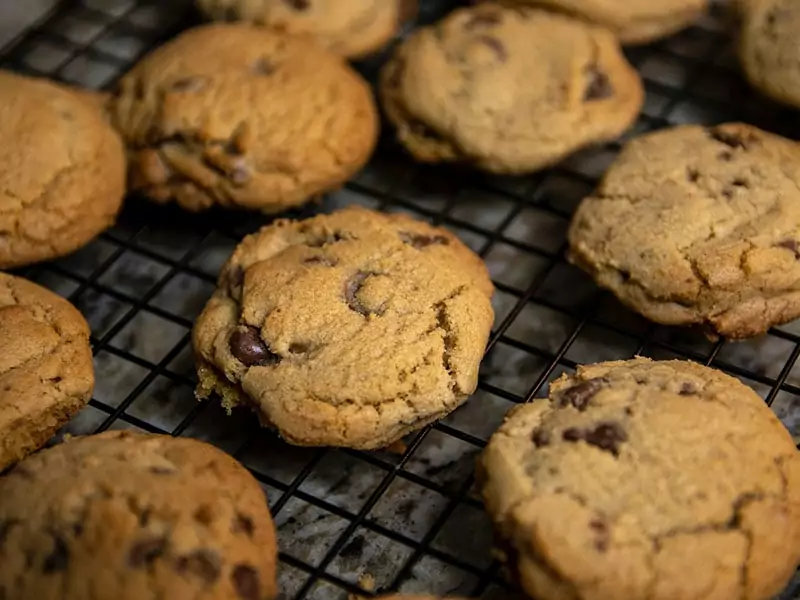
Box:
[739,0,800,109]
[567,123,800,339]
[108,24,378,213]
[196,0,417,60]
[502,0,708,45]
[479,357,800,600]
[193,206,494,449]
[0,430,278,600]
[0,273,94,473]
[379,4,643,174]
[0,71,126,269]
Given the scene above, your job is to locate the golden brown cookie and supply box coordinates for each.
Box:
[0,273,94,473]
[568,123,800,340]
[0,430,278,600]
[108,24,379,213]
[196,0,417,59]
[193,206,495,449]
[0,71,126,269]
[479,358,800,600]
[379,4,643,174]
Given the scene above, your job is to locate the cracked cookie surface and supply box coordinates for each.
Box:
[379,4,643,174]
[0,273,93,472]
[0,71,126,269]
[107,24,378,213]
[479,357,800,600]
[196,0,417,59]
[568,123,800,339]
[501,0,707,45]
[739,0,800,109]
[192,206,494,449]
[0,430,278,600]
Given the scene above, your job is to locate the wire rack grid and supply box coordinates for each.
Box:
[1,0,799,598]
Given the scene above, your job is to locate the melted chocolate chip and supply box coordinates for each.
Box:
[232,564,261,600]
[176,549,221,583]
[344,271,383,317]
[476,35,507,61]
[194,505,214,526]
[562,422,627,457]
[170,77,205,92]
[531,428,551,447]
[556,377,608,412]
[687,168,700,183]
[710,128,755,149]
[465,10,502,29]
[589,518,609,552]
[679,382,697,396]
[233,513,255,538]
[776,239,800,259]
[583,68,613,101]
[229,327,281,367]
[43,535,69,573]
[732,177,748,188]
[285,0,309,9]
[129,537,167,567]
[149,466,175,475]
[399,232,450,248]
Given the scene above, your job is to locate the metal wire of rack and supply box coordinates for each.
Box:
[1,0,799,598]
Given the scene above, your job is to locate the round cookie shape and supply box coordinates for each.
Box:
[379,4,643,174]
[504,0,708,45]
[196,0,417,59]
[108,24,379,213]
[193,206,495,449]
[568,123,800,340]
[0,71,126,269]
[479,358,800,600]
[0,431,278,600]
[739,0,800,109]
[0,273,94,472]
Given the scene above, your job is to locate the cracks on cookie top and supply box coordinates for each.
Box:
[464,8,503,30]
[344,271,386,317]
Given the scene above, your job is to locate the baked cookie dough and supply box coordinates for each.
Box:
[379,4,643,174]
[108,24,378,213]
[568,123,800,340]
[504,0,708,45]
[0,273,94,473]
[479,357,800,600]
[0,71,126,269]
[193,206,495,449]
[0,430,278,600]
[739,0,800,109]
[196,0,417,59]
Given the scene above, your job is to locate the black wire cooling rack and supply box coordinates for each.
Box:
[2,0,799,598]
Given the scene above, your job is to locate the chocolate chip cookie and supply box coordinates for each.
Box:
[0,430,278,600]
[0,71,126,268]
[193,206,495,449]
[0,273,94,473]
[196,0,417,59]
[479,357,800,600]
[739,0,800,109]
[504,0,708,45]
[108,24,378,213]
[568,123,800,340]
[379,4,643,174]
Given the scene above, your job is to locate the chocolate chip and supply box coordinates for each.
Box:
[285,0,309,9]
[583,68,613,101]
[232,564,261,600]
[252,57,276,76]
[399,232,450,248]
[229,326,281,367]
[288,342,310,354]
[531,428,550,447]
[589,518,609,552]
[149,466,175,475]
[465,10,502,29]
[718,151,733,162]
[129,537,167,567]
[732,177,748,188]
[344,271,383,317]
[476,35,507,61]
[562,422,627,456]
[176,549,221,584]
[233,513,255,538]
[710,128,755,149]
[170,77,205,92]
[556,377,608,411]
[721,187,734,199]
[43,535,69,573]
[687,168,700,183]
[678,382,697,395]
[776,239,800,259]
[194,505,214,526]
